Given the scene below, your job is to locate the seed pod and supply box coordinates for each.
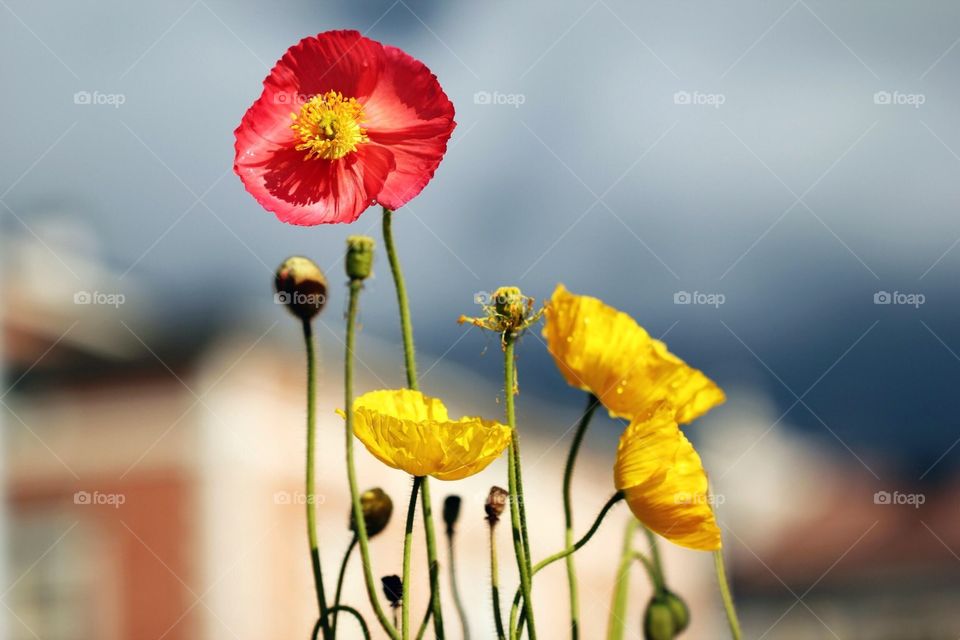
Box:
[350,488,393,538]
[274,256,328,320]
[485,486,509,524]
[443,495,462,535]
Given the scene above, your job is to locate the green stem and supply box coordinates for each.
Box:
[414,603,433,640]
[504,337,537,640]
[326,606,372,640]
[447,527,471,640]
[513,493,626,637]
[605,518,638,640]
[382,207,445,639]
[562,394,599,640]
[332,535,358,635]
[643,527,665,591]
[714,549,743,640]
[489,525,506,640]
[303,319,331,640]
[403,477,424,640]
[632,552,662,592]
[344,280,401,640]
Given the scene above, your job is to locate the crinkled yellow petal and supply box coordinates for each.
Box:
[544,284,725,423]
[614,402,721,551]
[346,389,511,481]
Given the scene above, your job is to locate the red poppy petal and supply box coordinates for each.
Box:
[363,45,455,209]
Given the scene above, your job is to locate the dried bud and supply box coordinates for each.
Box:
[485,486,509,524]
[346,235,375,281]
[350,488,393,538]
[443,495,462,535]
[663,591,690,633]
[643,596,677,640]
[458,286,543,346]
[381,575,403,609]
[274,256,328,321]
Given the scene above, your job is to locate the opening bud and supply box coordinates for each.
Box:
[274,256,328,321]
[485,486,509,524]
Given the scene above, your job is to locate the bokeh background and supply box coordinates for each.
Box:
[2,0,960,638]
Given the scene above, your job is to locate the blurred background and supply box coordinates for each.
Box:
[2,0,960,638]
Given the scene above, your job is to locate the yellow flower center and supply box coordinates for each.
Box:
[290,91,368,161]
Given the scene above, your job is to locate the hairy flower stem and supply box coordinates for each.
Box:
[489,525,506,640]
[303,318,332,640]
[514,492,625,637]
[382,207,444,638]
[331,534,358,635]
[344,280,400,640]
[562,394,600,640]
[504,337,537,640]
[403,477,424,640]
[643,527,665,592]
[605,518,638,640]
[714,549,743,640]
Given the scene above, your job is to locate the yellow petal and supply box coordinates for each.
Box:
[544,284,725,423]
[614,403,721,551]
[347,389,511,481]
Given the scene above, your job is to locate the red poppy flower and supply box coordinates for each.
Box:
[234,30,456,225]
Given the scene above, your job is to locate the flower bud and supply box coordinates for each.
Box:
[381,575,403,609]
[350,488,393,538]
[274,256,328,321]
[643,596,677,640]
[346,235,375,281]
[443,495,462,535]
[485,486,509,524]
[663,591,690,632]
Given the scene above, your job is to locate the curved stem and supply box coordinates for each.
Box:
[383,207,445,639]
[326,606,372,640]
[562,394,599,640]
[714,549,743,640]
[447,527,471,639]
[632,552,662,592]
[513,492,625,637]
[344,280,401,640]
[414,602,433,640]
[303,319,331,640]
[332,534,358,635]
[489,525,506,640]
[643,527,665,591]
[605,518,638,640]
[402,477,424,640]
[504,337,537,640]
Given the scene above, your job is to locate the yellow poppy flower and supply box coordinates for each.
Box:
[544,284,725,423]
[340,389,511,481]
[615,402,721,550]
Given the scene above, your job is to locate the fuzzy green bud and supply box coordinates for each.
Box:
[663,591,690,632]
[274,256,328,321]
[346,235,375,281]
[644,596,677,640]
[349,488,393,538]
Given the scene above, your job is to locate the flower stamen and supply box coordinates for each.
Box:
[291,91,368,161]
